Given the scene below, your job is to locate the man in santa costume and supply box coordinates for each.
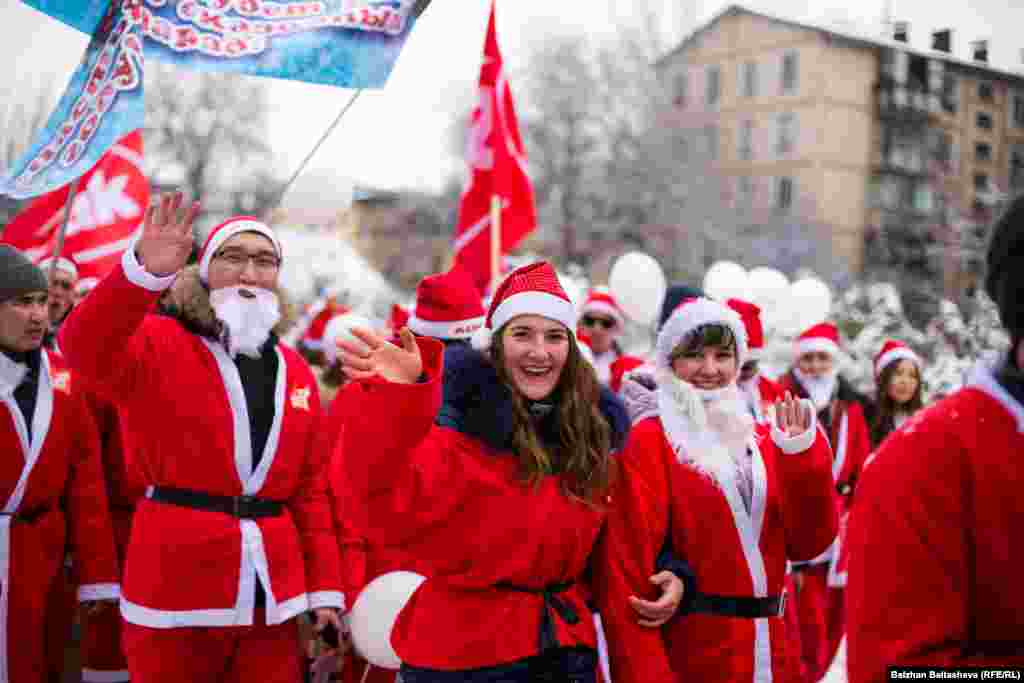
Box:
[728,298,783,424]
[59,192,344,683]
[0,245,120,683]
[777,322,871,682]
[577,286,645,392]
[35,256,79,352]
[297,290,350,366]
[595,296,838,683]
[846,196,1024,681]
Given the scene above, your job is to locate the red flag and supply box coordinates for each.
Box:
[452,1,537,293]
[2,130,148,281]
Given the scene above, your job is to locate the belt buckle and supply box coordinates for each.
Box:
[233,495,256,518]
[777,588,788,617]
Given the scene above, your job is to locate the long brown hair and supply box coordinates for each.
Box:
[490,329,616,504]
[870,359,924,448]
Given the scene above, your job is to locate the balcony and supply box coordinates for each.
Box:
[876,80,933,124]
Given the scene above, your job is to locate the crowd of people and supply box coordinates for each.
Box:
[1,189,1021,683]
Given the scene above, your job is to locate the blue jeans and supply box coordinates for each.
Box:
[400,647,597,683]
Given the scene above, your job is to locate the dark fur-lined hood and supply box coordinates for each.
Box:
[436,343,630,454]
[157,265,296,339]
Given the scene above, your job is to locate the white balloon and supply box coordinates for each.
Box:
[348,571,427,670]
[608,252,667,326]
[746,267,790,333]
[702,261,749,302]
[787,277,832,333]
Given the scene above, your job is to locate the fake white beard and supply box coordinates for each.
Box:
[656,369,755,488]
[0,352,28,399]
[210,286,281,359]
[793,367,838,411]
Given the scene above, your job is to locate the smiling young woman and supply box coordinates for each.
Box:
[334,262,685,682]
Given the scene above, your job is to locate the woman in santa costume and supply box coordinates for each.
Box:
[335,262,690,681]
[58,193,344,683]
[867,340,924,450]
[576,287,645,393]
[776,322,870,681]
[594,297,837,683]
[846,195,1024,680]
[0,246,120,683]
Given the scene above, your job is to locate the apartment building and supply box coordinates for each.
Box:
[658,4,1024,291]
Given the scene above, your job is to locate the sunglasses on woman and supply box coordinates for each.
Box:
[581,315,616,330]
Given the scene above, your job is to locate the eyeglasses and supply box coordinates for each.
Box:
[213,249,281,274]
[580,315,616,330]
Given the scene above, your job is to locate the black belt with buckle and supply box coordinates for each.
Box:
[686,590,787,619]
[497,580,581,653]
[0,507,51,525]
[147,486,283,519]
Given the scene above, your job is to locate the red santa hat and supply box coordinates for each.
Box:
[37,256,79,280]
[388,303,410,333]
[874,339,921,378]
[198,216,282,284]
[472,261,576,350]
[795,322,841,359]
[655,297,749,369]
[579,286,625,328]
[408,266,486,341]
[726,298,764,359]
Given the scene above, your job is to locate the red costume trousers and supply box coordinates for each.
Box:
[122,614,301,683]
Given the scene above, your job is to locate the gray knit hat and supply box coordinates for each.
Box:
[0,245,48,303]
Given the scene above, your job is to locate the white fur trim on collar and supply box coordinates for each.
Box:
[875,347,920,377]
[490,291,576,335]
[656,297,748,370]
[199,220,282,284]
[408,314,484,340]
[0,353,28,398]
[795,337,839,359]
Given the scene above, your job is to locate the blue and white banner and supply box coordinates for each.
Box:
[2,2,143,199]
[23,0,428,88]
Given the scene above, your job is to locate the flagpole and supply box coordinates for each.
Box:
[490,194,501,294]
[276,88,364,207]
[49,176,81,277]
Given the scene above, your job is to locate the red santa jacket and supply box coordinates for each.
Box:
[336,341,632,671]
[846,361,1024,682]
[593,414,838,683]
[59,253,343,628]
[1,350,120,675]
[777,371,870,584]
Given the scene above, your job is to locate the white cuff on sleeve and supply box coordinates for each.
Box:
[78,583,121,602]
[771,398,818,455]
[308,590,346,612]
[122,245,178,292]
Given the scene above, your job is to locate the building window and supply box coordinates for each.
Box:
[1010,144,1024,192]
[673,72,688,108]
[974,173,989,191]
[776,113,797,156]
[912,183,935,213]
[942,73,958,113]
[736,175,754,207]
[977,112,994,130]
[781,52,799,94]
[775,176,795,212]
[704,124,719,161]
[741,61,758,98]
[1012,93,1024,128]
[738,120,754,160]
[978,82,994,101]
[975,142,992,162]
[705,66,721,107]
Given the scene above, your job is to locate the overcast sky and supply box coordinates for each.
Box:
[1,0,1022,200]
